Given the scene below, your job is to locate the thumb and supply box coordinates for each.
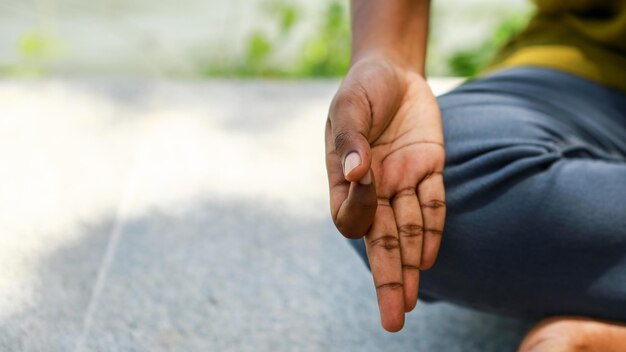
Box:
[328,87,372,183]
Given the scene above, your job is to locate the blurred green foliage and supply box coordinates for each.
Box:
[20,31,51,59]
[448,14,530,76]
[205,0,529,78]
[202,0,349,78]
[297,1,350,77]
[3,1,530,78]
[246,32,273,68]
[1,28,59,76]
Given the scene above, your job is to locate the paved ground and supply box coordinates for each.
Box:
[0,79,533,351]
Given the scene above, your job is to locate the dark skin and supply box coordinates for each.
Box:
[326,1,626,348]
[325,0,444,332]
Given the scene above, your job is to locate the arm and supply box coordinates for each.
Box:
[351,0,430,75]
[325,0,445,332]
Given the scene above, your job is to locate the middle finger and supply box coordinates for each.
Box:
[365,197,405,332]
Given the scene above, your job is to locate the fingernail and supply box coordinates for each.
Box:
[359,169,372,185]
[343,152,361,177]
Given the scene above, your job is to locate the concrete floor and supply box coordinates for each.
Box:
[0,78,533,351]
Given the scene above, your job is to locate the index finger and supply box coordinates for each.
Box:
[365,197,405,332]
[325,120,377,239]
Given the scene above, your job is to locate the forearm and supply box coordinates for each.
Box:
[351,0,430,75]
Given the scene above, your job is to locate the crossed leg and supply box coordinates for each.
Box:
[429,68,626,350]
[350,67,626,348]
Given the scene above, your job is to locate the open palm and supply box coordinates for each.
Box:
[325,57,446,332]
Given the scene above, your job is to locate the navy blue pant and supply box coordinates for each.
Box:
[350,67,626,322]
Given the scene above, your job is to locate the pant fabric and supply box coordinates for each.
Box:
[349,66,626,322]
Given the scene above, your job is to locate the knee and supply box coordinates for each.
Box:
[436,92,563,209]
[438,94,557,165]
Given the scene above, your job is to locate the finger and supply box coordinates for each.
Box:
[418,172,446,270]
[328,87,372,182]
[336,170,377,238]
[325,121,377,238]
[365,198,405,332]
[391,187,423,312]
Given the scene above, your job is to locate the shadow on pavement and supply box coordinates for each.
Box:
[0,197,533,351]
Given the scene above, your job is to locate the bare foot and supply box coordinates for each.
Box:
[519,316,626,352]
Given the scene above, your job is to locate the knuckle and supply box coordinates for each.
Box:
[398,224,424,239]
[375,282,403,291]
[332,88,366,112]
[393,187,415,200]
[328,87,372,155]
[334,130,351,152]
[422,171,443,181]
[421,200,446,209]
[368,235,400,252]
[424,227,443,236]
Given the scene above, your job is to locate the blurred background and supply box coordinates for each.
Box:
[0,1,537,351]
[1,0,532,78]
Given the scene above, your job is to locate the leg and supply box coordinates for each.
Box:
[350,67,626,321]
[420,67,626,321]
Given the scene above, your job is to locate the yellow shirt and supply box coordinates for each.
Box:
[487,0,626,94]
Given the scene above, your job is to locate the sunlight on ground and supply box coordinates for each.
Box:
[0,78,462,320]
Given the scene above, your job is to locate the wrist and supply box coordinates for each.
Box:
[350,50,426,78]
[350,0,429,77]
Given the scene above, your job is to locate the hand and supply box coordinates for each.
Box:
[325,55,446,332]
